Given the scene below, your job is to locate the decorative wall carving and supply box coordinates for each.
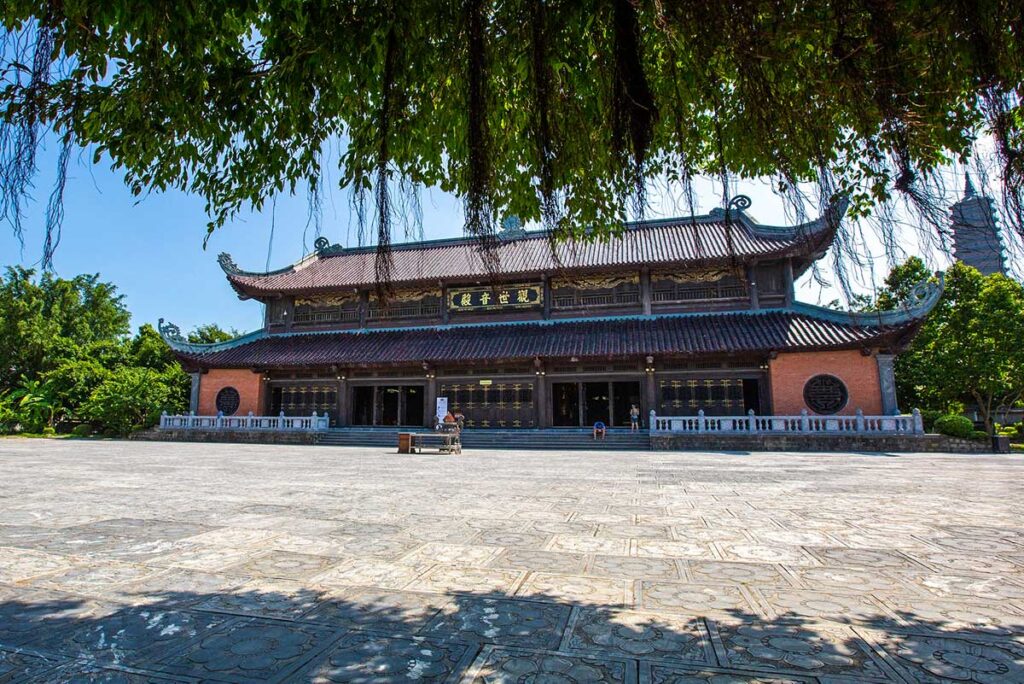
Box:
[370,288,442,304]
[295,294,359,307]
[552,273,639,290]
[652,267,739,284]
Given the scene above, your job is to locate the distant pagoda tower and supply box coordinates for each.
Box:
[950,175,1007,275]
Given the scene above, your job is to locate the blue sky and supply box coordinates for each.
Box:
[2,139,957,336]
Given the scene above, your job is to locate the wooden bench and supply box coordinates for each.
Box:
[399,431,462,454]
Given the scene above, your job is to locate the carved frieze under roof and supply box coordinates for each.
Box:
[370,287,443,304]
[551,273,639,290]
[653,266,741,285]
[295,293,359,307]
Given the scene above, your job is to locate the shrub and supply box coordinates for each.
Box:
[933,414,975,439]
[70,424,93,437]
[81,367,181,436]
[919,409,944,432]
[972,430,991,440]
[41,426,56,436]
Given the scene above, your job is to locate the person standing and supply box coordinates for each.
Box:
[629,404,640,432]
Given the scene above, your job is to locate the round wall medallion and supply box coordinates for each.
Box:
[215,387,241,416]
[803,375,848,415]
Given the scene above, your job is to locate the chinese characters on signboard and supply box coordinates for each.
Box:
[448,284,543,312]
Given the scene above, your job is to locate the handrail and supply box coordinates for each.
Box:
[649,408,924,435]
[158,411,330,431]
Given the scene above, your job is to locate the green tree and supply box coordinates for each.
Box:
[0,267,131,390]
[81,367,186,436]
[2,2,1022,281]
[888,262,1024,434]
[9,377,60,431]
[188,324,240,345]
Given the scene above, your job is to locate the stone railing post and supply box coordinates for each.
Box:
[649,410,656,433]
[747,409,757,434]
[855,408,865,433]
[912,408,923,434]
[800,409,808,432]
[311,411,318,431]
[697,409,705,433]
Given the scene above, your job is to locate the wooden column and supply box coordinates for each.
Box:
[783,259,795,307]
[441,284,450,324]
[747,263,760,310]
[640,268,652,315]
[358,290,369,327]
[188,373,201,414]
[335,377,348,426]
[644,363,657,418]
[542,275,552,319]
[425,374,438,427]
[534,373,547,428]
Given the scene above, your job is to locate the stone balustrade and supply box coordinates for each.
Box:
[158,411,330,431]
[649,408,924,435]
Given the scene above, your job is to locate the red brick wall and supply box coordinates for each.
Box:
[198,369,265,416]
[768,350,882,415]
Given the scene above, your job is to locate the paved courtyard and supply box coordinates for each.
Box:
[0,440,1023,682]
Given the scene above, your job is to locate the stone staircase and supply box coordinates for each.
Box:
[316,427,651,451]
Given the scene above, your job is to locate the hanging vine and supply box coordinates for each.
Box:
[0,0,1021,289]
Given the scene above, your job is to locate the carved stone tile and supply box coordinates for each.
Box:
[758,588,897,625]
[400,542,503,567]
[562,607,714,664]
[707,618,902,681]
[0,588,116,649]
[0,546,75,583]
[634,540,717,560]
[194,579,323,620]
[406,566,524,595]
[716,543,817,567]
[0,648,64,683]
[145,546,259,573]
[33,607,235,665]
[472,530,552,549]
[588,556,681,581]
[151,618,342,683]
[808,547,929,572]
[465,645,636,683]
[685,561,793,587]
[638,581,765,619]
[424,597,572,650]
[491,549,587,575]
[877,596,1024,636]
[548,535,629,556]
[293,633,476,683]
[303,588,453,633]
[639,661,813,683]
[516,573,630,607]
[867,630,1024,683]
[312,559,426,590]
[225,551,340,582]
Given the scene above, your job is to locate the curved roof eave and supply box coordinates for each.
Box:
[157,318,268,355]
[218,197,849,295]
[790,272,944,328]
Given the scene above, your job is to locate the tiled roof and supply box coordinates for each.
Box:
[169,306,921,370]
[221,202,845,297]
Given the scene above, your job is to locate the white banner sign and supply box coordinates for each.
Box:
[435,397,449,421]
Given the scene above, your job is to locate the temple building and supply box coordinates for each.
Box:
[160,197,941,429]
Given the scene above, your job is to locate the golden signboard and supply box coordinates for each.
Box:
[448,283,543,312]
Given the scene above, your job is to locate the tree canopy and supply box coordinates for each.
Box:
[0,266,207,435]
[873,259,1024,434]
[2,1,1021,284]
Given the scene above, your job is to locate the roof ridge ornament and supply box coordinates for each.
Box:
[157,318,185,342]
[727,195,752,212]
[217,253,241,275]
